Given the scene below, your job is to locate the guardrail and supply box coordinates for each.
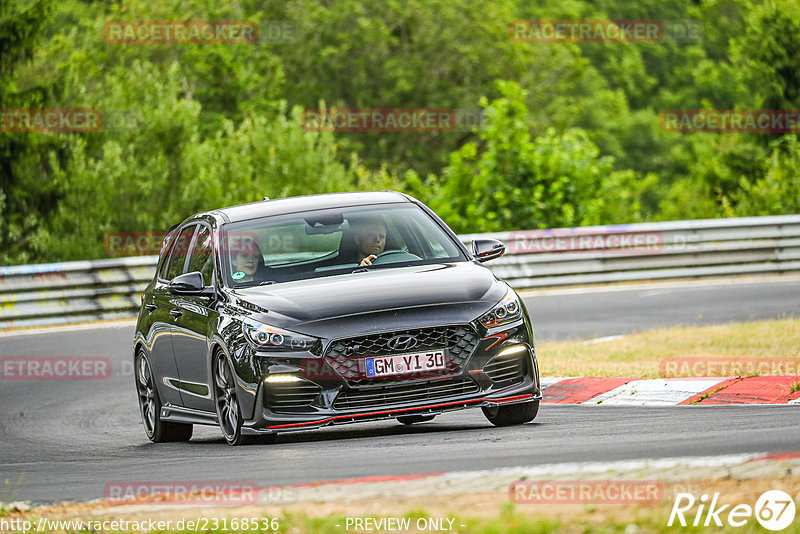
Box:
[0,256,158,329]
[1,215,799,329]
[461,214,800,288]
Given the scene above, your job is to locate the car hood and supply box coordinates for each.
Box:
[229,262,506,338]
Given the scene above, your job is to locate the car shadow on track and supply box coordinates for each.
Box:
[183,419,543,447]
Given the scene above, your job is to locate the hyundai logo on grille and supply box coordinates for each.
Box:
[387,334,419,352]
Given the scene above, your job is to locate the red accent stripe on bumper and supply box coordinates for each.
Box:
[262,393,535,429]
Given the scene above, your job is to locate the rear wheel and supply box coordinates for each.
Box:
[135,351,193,442]
[482,400,539,426]
[397,414,437,425]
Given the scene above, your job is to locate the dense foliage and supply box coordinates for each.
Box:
[1,0,799,263]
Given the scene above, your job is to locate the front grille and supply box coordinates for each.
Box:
[324,325,480,386]
[333,379,480,411]
[483,353,526,388]
[265,380,322,411]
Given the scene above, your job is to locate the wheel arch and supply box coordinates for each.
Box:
[133,340,146,360]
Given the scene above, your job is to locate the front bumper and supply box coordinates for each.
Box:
[242,381,540,435]
[241,323,541,434]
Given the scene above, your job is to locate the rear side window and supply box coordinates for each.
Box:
[161,225,196,280]
[186,225,214,285]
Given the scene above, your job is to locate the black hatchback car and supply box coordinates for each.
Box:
[133,192,541,445]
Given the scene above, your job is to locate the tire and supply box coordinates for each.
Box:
[212,351,277,446]
[213,351,248,445]
[135,351,193,442]
[397,414,437,425]
[482,400,539,427]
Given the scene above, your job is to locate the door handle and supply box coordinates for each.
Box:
[169,309,183,318]
[145,304,157,313]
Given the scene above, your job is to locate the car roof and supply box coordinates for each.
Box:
[208,191,414,223]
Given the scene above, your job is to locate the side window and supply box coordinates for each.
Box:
[163,225,196,280]
[186,226,214,286]
[157,232,175,279]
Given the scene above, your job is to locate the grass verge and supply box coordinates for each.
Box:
[8,475,800,533]
[538,318,800,378]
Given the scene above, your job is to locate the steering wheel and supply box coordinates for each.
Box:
[370,250,422,265]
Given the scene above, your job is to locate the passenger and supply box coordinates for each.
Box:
[230,238,267,282]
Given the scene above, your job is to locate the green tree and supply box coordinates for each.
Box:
[733,135,800,216]
[0,0,54,264]
[732,0,800,112]
[41,88,382,261]
[414,81,653,233]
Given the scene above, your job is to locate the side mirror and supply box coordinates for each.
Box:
[168,271,215,296]
[472,238,505,263]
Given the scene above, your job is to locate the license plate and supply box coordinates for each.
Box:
[363,350,446,377]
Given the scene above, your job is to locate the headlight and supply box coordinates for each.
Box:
[242,319,318,351]
[479,288,522,328]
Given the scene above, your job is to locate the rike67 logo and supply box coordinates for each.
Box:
[669,490,796,531]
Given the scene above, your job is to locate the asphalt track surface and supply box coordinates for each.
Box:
[0,276,798,504]
[526,275,800,341]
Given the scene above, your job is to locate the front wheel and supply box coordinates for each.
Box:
[135,351,193,442]
[213,352,277,445]
[213,352,248,445]
[482,400,539,427]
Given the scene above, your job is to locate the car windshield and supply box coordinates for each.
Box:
[220,203,467,286]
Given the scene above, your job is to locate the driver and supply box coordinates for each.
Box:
[352,219,387,266]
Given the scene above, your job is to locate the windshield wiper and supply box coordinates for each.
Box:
[352,263,415,274]
[233,280,277,289]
